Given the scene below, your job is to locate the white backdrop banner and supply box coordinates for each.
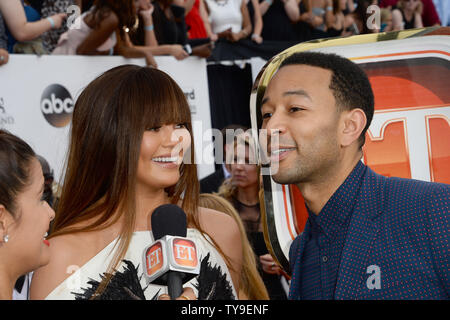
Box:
[0,54,214,182]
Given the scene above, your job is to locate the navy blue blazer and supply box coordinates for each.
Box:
[289,164,449,299]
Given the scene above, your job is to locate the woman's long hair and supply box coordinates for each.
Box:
[198,194,269,300]
[49,65,201,297]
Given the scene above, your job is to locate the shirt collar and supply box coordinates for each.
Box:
[308,161,367,238]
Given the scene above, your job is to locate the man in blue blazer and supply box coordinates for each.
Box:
[260,51,449,299]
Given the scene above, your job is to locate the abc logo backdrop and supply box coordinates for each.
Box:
[40,84,74,127]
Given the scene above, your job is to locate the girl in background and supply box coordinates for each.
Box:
[0,130,55,300]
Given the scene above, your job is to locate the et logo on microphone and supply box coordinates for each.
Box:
[145,242,164,277]
[143,236,200,285]
[173,238,197,268]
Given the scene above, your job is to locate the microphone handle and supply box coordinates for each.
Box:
[167,272,184,299]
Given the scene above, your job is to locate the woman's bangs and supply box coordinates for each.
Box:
[141,75,192,130]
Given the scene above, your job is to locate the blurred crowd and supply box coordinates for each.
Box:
[0,0,448,67]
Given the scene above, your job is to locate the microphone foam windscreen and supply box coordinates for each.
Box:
[151,204,187,240]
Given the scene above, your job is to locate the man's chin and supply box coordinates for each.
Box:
[271,171,297,185]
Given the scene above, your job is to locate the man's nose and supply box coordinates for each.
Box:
[265,112,287,137]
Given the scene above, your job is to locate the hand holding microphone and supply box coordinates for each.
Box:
[158,287,195,300]
[143,204,200,300]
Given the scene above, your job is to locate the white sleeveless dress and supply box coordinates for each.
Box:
[45,229,237,300]
[204,0,243,34]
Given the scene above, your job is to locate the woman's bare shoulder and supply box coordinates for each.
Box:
[196,207,243,285]
[197,206,240,238]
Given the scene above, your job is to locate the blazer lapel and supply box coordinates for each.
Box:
[334,168,384,300]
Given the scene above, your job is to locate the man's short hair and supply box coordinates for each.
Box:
[279,51,375,148]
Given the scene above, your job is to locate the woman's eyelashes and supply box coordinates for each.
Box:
[146,123,187,132]
[174,123,187,129]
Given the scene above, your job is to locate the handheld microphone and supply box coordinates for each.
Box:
[142,204,200,299]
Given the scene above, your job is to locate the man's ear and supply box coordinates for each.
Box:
[340,108,367,148]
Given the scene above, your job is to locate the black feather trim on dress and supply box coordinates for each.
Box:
[194,253,235,300]
[71,253,235,300]
[72,260,159,300]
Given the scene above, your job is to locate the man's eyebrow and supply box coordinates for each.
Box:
[283,89,312,101]
[260,89,312,109]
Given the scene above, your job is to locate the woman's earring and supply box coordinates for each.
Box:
[3,234,9,243]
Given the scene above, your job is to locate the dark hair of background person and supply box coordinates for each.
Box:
[89,0,137,36]
[0,129,36,217]
[279,51,375,148]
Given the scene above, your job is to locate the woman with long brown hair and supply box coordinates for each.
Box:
[30,65,242,300]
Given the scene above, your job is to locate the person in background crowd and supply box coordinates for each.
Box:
[204,0,253,43]
[26,0,82,53]
[149,0,212,57]
[392,0,424,30]
[0,14,8,66]
[380,7,394,31]
[30,65,242,300]
[380,0,440,26]
[246,0,264,43]
[52,0,157,67]
[300,0,328,34]
[184,0,218,41]
[151,0,188,46]
[325,0,356,37]
[0,130,55,300]
[199,193,269,300]
[200,124,247,194]
[347,0,377,35]
[127,0,189,60]
[259,0,300,41]
[218,131,288,300]
[0,0,66,53]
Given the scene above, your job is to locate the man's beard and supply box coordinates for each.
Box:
[271,137,340,186]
